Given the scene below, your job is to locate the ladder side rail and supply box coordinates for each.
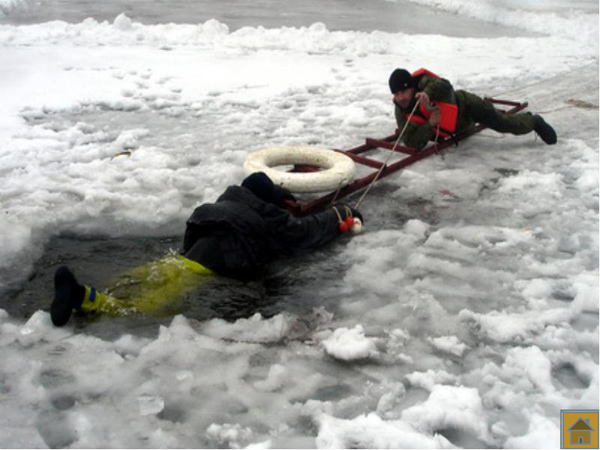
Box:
[288,100,528,216]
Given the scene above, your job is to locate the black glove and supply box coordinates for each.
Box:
[274,185,296,203]
[280,187,296,202]
[347,206,363,224]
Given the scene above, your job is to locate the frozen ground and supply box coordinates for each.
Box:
[0,0,598,448]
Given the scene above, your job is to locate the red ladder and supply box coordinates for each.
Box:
[284,98,528,216]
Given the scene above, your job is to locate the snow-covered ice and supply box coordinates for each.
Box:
[0,0,598,447]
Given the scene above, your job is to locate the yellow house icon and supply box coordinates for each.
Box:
[561,410,599,449]
[569,418,595,446]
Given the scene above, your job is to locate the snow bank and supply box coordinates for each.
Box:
[405,0,599,45]
[0,18,390,56]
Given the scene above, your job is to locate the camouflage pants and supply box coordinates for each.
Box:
[457,90,535,135]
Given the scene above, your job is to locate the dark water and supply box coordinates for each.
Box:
[2,182,438,339]
[4,233,351,339]
[0,0,536,37]
[2,86,444,338]
[4,95,442,337]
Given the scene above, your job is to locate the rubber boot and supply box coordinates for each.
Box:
[50,266,86,326]
[533,115,557,144]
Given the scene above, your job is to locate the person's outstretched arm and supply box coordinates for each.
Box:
[277,204,362,253]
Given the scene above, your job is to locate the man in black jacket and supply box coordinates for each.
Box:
[50,172,362,326]
[183,172,359,277]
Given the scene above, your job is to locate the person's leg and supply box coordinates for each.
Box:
[460,90,557,144]
[78,285,129,316]
[51,265,151,324]
[119,255,213,315]
[51,256,214,326]
[462,91,535,135]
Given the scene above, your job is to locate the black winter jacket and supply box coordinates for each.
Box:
[182,186,341,276]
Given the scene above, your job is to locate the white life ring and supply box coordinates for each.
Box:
[243,146,356,193]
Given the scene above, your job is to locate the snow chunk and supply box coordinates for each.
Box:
[137,394,165,416]
[113,13,133,31]
[388,328,410,343]
[459,307,569,344]
[200,313,296,343]
[253,364,288,392]
[404,219,430,240]
[376,382,407,418]
[503,411,559,448]
[112,334,150,358]
[503,346,555,394]
[316,413,453,449]
[17,311,71,346]
[387,328,411,351]
[571,272,599,314]
[401,385,491,444]
[245,440,272,449]
[428,335,468,357]
[321,325,378,361]
[299,399,335,418]
[405,370,458,391]
[200,19,230,36]
[498,170,565,200]
[148,428,178,448]
[0,220,32,270]
[384,329,414,364]
[340,226,429,296]
[308,22,328,34]
[206,423,253,449]
[113,128,149,151]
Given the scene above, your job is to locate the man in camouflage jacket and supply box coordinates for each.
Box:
[389,68,557,151]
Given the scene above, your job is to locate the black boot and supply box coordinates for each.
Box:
[533,115,557,145]
[51,266,85,327]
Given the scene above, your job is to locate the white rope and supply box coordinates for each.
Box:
[354,101,420,209]
[328,180,345,206]
[433,125,444,160]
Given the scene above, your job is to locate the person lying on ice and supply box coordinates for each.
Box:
[388,68,557,151]
[50,172,363,327]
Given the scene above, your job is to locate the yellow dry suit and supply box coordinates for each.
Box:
[80,255,214,317]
